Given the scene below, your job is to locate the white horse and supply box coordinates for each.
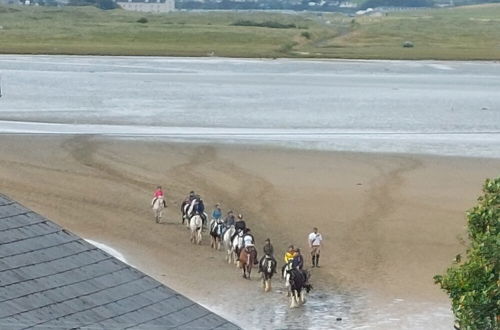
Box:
[222,225,236,263]
[189,214,203,245]
[151,197,165,223]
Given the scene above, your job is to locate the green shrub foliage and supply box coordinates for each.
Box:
[434,177,499,329]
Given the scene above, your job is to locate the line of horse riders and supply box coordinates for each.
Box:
[151,187,313,308]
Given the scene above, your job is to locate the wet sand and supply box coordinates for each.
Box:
[1,135,499,329]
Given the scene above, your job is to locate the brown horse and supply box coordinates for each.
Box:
[239,246,257,279]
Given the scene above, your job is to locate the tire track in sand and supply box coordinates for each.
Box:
[165,145,280,238]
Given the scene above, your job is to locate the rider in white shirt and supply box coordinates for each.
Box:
[243,229,255,247]
[243,228,258,265]
[308,227,323,268]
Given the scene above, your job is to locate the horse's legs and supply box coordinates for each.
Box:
[263,278,271,292]
[290,290,298,308]
[300,289,306,304]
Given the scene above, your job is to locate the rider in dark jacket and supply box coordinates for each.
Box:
[224,210,236,227]
[292,248,304,270]
[232,214,247,242]
[258,238,277,273]
[196,198,207,225]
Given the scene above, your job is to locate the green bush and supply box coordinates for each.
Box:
[137,17,148,24]
[301,31,311,39]
[403,41,414,48]
[434,178,499,329]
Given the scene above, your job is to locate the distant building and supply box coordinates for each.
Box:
[117,0,175,13]
[339,1,357,8]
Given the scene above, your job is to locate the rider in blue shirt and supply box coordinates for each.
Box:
[212,203,222,220]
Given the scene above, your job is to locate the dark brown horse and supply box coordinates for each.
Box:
[239,246,257,279]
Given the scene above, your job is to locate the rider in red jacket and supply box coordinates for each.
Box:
[152,186,166,207]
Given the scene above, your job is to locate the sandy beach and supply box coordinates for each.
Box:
[1,134,499,329]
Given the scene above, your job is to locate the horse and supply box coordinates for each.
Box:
[189,214,203,245]
[287,268,312,308]
[182,198,197,226]
[181,200,189,225]
[209,219,225,250]
[222,225,236,263]
[231,232,244,267]
[283,259,294,295]
[239,246,257,279]
[259,255,277,292]
[152,196,165,223]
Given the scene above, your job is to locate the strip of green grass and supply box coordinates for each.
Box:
[0,5,499,59]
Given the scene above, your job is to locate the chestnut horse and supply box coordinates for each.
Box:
[239,246,257,279]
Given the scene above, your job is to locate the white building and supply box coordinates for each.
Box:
[117,0,175,13]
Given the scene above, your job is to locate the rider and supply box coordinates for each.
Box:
[282,245,295,276]
[212,203,222,221]
[182,191,196,213]
[243,228,258,265]
[292,248,304,270]
[195,197,207,225]
[235,214,246,233]
[151,185,166,207]
[258,238,277,273]
[243,228,255,247]
[224,210,236,228]
[231,214,247,242]
[186,191,199,219]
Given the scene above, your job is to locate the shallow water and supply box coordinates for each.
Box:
[0,55,499,158]
[205,275,453,330]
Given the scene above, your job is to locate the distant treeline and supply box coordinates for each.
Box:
[69,0,117,9]
[231,20,298,29]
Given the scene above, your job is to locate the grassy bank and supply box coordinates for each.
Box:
[0,4,499,59]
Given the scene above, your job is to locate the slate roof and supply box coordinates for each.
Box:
[0,194,239,330]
